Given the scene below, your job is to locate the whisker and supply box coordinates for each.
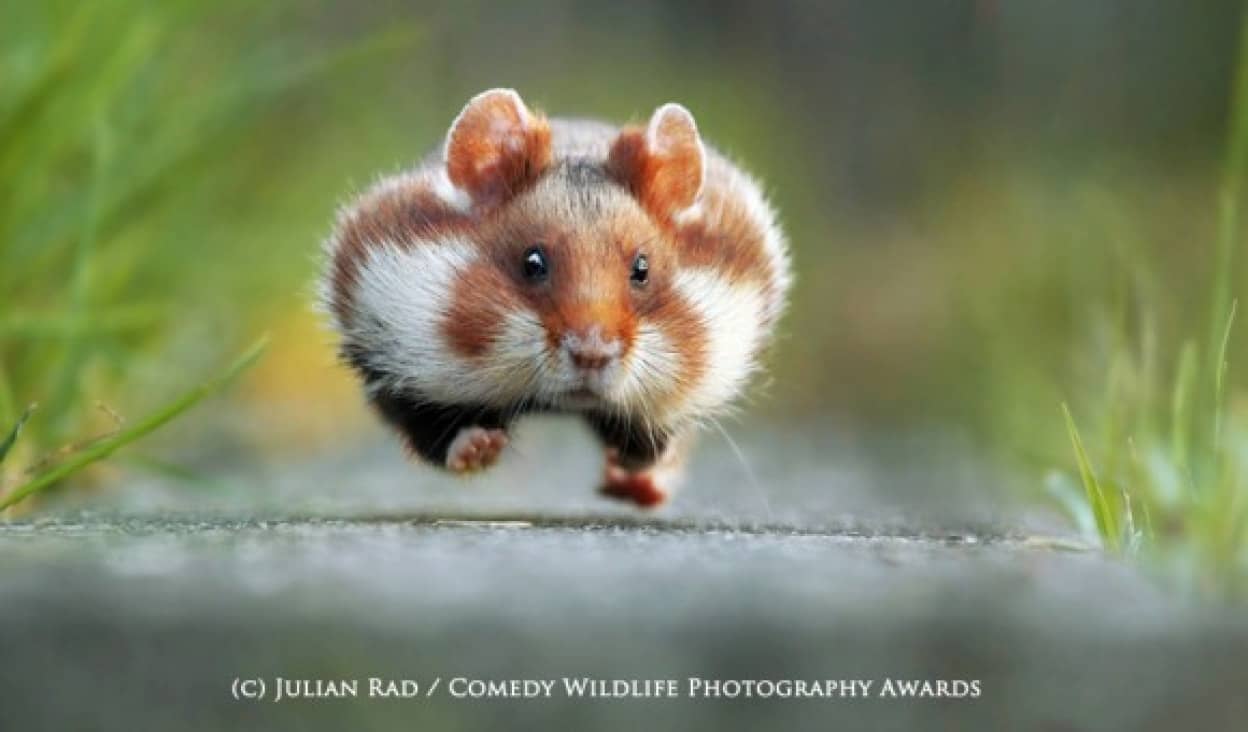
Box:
[708,416,770,519]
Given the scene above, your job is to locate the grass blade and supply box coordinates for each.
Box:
[0,336,267,512]
[0,359,15,427]
[1209,7,1248,377]
[1063,402,1120,551]
[1214,299,1238,449]
[42,118,109,436]
[1171,341,1198,473]
[0,403,36,466]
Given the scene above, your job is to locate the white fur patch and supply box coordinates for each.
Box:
[344,239,484,404]
[614,324,680,414]
[672,268,766,418]
[671,200,704,226]
[430,168,472,212]
[336,237,552,407]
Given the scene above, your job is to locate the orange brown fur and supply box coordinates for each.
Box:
[649,286,709,405]
[442,259,520,359]
[329,177,473,324]
[607,127,700,223]
[446,94,552,206]
[610,126,781,326]
[674,175,783,319]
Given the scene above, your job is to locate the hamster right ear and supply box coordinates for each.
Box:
[608,103,706,222]
[444,88,552,207]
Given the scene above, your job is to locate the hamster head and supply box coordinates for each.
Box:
[332,89,760,426]
[451,167,674,411]
[439,90,710,418]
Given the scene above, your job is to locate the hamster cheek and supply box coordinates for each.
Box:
[347,239,479,398]
[614,293,708,420]
[618,322,681,403]
[441,261,548,398]
[442,261,515,360]
[670,270,766,414]
[657,300,710,413]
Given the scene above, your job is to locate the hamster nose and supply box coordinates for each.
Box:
[569,346,614,371]
[563,330,621,371]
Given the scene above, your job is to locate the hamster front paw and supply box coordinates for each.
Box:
[599,449,668,507]
[445,427,509,473]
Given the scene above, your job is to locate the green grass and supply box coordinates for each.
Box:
[1049,7,1248,596]
[0,404,36,467]
[1061,402,1127,553]
[0,337,267,512]
[1057,320,1247,596]
[0,1,411,507]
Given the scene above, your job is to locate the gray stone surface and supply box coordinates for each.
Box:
[1,418,1245,731]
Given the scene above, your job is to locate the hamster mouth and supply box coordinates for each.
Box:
[558,386,604,410]
[555,365,621,408]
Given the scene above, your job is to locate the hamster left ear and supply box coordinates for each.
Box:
[444,88,552,207]
[608,103,706,221]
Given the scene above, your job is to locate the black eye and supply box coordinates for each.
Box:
[631,253,649,285]
[522,246,549,281]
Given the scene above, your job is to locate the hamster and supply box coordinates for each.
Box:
[320,89,791,507]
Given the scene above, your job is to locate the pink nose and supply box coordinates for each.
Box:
[569,346,614,371]
[563,330,621,371]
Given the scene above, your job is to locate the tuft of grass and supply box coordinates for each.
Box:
[1050,6,1248,596]
[1056,301,1245,596]
[0,337,267,513]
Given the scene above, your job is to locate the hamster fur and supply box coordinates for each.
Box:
[321,89,790,507]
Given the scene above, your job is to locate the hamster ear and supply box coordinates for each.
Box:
[608,103,705,221]
[444,88,552,206]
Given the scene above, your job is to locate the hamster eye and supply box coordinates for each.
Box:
[630,253,649,286]
[522,246,549,281]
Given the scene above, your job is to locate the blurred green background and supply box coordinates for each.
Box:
[2,1,1246,586]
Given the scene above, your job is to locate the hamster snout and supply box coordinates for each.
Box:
[561,327,622,373]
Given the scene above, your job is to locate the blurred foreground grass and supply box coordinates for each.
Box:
[1040,9,1248,596]
[0,0,409,506]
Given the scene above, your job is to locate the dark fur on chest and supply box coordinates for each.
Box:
[353,355,668,468]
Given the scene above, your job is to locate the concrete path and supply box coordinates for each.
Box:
[1,419,1244,731]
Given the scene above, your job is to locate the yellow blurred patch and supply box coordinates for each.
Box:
[238,305,371,450]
